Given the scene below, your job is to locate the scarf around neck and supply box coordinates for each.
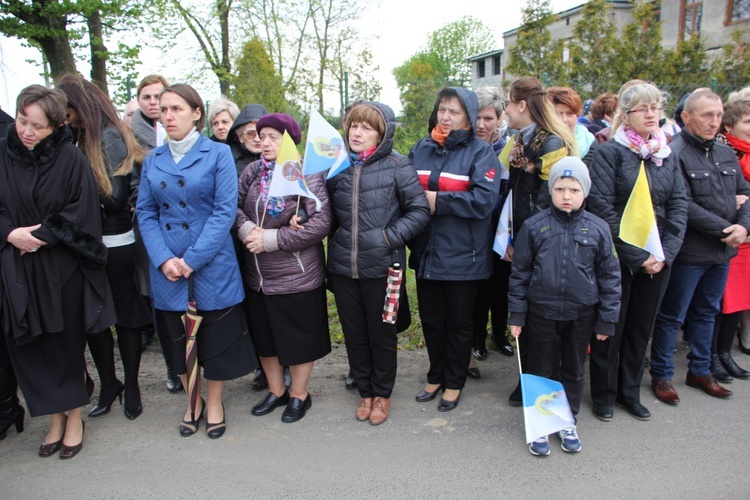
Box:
[430,125,449,146]
[260,156,286,218]
[167,128,200,163]
[613,124,671,166]
[726,133,750,181]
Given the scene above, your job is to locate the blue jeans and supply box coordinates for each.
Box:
[650,263,730,379]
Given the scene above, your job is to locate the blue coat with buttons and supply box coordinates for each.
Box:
[136,134,244,311]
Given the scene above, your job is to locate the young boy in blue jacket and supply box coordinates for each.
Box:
[508,156,621,456]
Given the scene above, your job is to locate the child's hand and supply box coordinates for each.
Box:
[595,334,608,341]
[510,325,522,338]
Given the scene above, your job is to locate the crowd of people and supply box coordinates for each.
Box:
[0,72,748,459]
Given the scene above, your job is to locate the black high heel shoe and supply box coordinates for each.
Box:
[124,405,143,420]
[206,404,226,439]
[739,337,750,356]
[415,385,444,403]
[88,380,124,417]
[180,397,205,437]
[0,396,25,440]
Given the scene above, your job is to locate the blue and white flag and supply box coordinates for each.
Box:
[493,189,513,257]
[303,108,350,179]
[521,373,576,444]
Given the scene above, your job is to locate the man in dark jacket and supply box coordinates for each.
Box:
[650,91,750,403]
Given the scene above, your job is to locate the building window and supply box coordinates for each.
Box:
[727,0,750,24]
[477,60,486,79]
[492,56,501,75]
[653,1,661,22]
[681,0,702,40]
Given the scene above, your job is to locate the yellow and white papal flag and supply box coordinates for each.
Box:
[619,161,664,262]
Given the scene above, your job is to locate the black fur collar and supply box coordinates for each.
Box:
[6,125,72,166]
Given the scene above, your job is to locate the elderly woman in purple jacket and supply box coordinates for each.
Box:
[236,113,332,423]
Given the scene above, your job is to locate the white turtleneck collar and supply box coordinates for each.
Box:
[168,128,200,163]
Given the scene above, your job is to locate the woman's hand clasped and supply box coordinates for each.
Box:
[9,224,47,255]
[642,254,664,275]
[244,227,265,254]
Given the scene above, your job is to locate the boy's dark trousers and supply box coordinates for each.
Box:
[525,311,597,415]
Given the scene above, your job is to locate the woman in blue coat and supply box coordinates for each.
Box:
[136,84,256,440]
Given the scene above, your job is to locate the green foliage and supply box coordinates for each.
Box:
[711,29,750,89]
[568,0,618,96]
[609,0,664,84]
[349,48,382,102]
[231,37,291,113]
[392,54,441,154]
[506,0,565,83]
[424,15,495,88]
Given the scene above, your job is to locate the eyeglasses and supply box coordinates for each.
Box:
[626,105,663,115]
[241,130,258,139]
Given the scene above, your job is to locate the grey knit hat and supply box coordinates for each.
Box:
[548,156,591,197]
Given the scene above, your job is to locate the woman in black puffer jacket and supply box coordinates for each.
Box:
[328,102,430,425]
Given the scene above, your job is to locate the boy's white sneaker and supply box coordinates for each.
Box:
[558,427,582,453]
[528,435,550,456]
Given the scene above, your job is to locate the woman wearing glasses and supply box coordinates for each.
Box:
[226,103,268,176]
[587,82,687,422]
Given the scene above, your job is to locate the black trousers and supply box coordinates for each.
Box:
[330,274,397,398]
[472,256,511,348]
[526,312,596,416]
[590,264,670,407]
[417,279,480,390]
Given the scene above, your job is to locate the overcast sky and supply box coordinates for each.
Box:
[0,0,583,116]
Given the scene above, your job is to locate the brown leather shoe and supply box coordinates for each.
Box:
[651,379,680,405]
[369,397,390,426]
[355,398,372,421]
[686,371,733,398]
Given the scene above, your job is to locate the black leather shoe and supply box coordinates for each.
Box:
[415,385,443,402]
[345,370,356,390]
[472,347,487,361]
[616,398,650,421]
[251,391,289,416]
[593,405,613,422]
[739,337,750,355]
[251,369,269,391]
[179,398,205,437]
[166,367,183,394]
[496,344,514,357]
[719,351,750,379]
[712,353,734,383]
[124,405,143,420]
[437,392,461,412]
[281,395,311,423]
[206,404,226,439]
[467,367,481,379]
[508,382,522,407]
[89,381,124,417]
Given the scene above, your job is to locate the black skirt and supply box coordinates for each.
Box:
[5,269,89,417]
[105,243,152,329]
[155,304,257,381]
[249,285,331,366]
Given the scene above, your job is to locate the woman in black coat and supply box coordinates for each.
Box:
[327,102,430,425]
[0,85,116,459]
[58,74,152,420]
[587,82,688,422]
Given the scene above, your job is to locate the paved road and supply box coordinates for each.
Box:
[1,340,749,498]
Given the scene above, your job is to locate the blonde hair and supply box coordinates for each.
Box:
[611,82,667,132]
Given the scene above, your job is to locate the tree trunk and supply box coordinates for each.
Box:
[36,16,77,81]
[87,10,109,95]
[218,0,231,95]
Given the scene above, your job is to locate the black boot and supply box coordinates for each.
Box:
[283,366,292,389]
[0,362,24,440]
[718,351,750,380]
[87,331,124,416]
[117,327,144,419]
[0,394,24,440]
[711,353,734,383]
[251,368,268,390]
